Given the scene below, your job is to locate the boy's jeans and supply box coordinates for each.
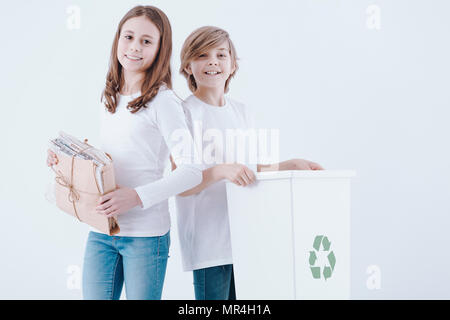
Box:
[193,264,236,300]
[82,231,170,300]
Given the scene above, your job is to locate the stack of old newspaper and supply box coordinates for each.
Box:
[49,131,120,235]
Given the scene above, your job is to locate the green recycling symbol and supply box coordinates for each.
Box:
[308,235,336,281]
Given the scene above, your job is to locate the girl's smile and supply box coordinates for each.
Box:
[125,54,143,61]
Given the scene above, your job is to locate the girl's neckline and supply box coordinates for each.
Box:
[192,95,230,110]
[120,91,141,98]
[119,84,168,98]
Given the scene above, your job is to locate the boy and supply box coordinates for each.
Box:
[173,26,323,300]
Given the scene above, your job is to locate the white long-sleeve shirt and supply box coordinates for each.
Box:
[96,88,202,237]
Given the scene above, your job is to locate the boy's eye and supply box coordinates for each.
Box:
[199,53,207,58]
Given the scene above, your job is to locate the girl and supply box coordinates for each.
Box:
[47,6,202,300]
[173,26,324,300]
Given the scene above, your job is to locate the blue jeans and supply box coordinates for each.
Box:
[82,231,170,300]
[193,264,236,300]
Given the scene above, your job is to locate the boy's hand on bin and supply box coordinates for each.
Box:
[290,159,324,170]
[219,163,256,187]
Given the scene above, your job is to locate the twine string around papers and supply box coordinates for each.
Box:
[51,140,97,222]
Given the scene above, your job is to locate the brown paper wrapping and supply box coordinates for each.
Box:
[52,148,120,236]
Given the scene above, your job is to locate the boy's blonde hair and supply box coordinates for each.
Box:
[180,26,239,93]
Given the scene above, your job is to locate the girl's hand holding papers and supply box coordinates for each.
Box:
[46,149,59,166]
[95,185,143,218]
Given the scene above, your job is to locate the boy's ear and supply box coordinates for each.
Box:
[231,62,237,75]
[184,64,192,75]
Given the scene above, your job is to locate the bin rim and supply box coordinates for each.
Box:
[253,170,357,181]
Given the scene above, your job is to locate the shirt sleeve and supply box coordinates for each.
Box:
[134,90,203,210]
[239,103,259,168]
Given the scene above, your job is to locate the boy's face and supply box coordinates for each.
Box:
[186,41,236,91]
[117,16,161,74]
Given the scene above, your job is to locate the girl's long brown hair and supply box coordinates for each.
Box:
[102,5,172,114]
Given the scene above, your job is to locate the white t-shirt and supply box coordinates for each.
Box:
[95,88,202,237]
[175,95,258,271]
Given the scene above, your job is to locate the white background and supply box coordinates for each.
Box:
[1,0,449,299]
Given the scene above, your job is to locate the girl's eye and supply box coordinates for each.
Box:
[144,40,152,45]
[125,35,132,40]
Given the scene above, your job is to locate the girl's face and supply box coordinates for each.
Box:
[117,16,161,74]
[186,41,236,91]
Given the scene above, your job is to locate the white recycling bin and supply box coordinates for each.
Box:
[225,170,356,299]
